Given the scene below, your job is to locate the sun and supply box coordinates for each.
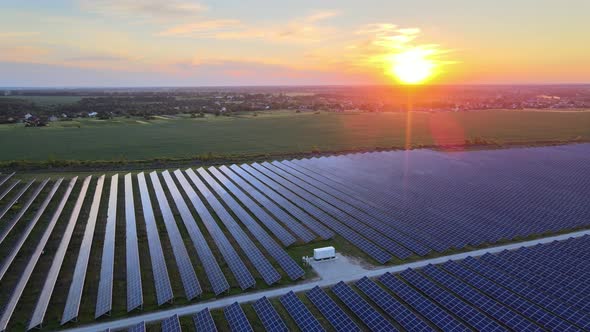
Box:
[389,48,437,84]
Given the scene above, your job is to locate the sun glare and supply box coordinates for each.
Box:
[389,48,437,84]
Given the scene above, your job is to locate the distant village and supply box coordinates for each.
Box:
[1,85,590,126]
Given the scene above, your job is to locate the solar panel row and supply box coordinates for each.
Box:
[0,178,48,245]
[29,175,91,330]
[149,171,202,300]
[0,179,20,202]
[218,165,316,243]
[161,314,182,332]
[62,175,106,325]
[162,170,229,295]
[176,169,255,290]
[0,179,35,221]
[208,166,295,246]
[193,308,217,332]
[200,167,304,281]
[96,174,119,318]
[125,173,144,312]
[244,163,391,264]
[194,167,281,286]
[305,286,360,332]
[0,177,70,332]
[137,172,174,306]
[224,302,253,332]
[253,297,288,332]
[0,172,15,188]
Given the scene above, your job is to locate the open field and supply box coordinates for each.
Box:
[1,110,590,164]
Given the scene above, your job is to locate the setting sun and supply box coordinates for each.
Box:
[389,48,437,84]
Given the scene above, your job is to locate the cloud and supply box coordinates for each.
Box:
[157,11,338,43]
[0,32,41,39]
[79,0,206,20]
[158,19,242,37]
[0,46,50,62]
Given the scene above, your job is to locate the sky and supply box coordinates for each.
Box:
[0,0,589,87]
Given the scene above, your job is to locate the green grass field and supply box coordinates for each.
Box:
[1,110,589,163]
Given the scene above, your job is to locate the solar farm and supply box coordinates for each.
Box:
[0,143,589,331]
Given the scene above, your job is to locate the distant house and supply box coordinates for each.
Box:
[88,111,98,117]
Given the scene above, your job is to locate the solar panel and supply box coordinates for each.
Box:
[252,296,288,332]
[149,171,202,300]
[263,162,414,259]
[162,170,229,295]
[0,178,48,245]
[399,268,505,331]
[161,314,182,332]
[175,169,255,290]
[229,164,333,240]
[0,179,35,221]
[275,160,433,256]
[200,167,304,281]
[0,171,15,188]
[0,180,19,202]
[0,179,62,281]
[331,281,397,331]
[193,308,218,332]
[305,286,360,332]
[128,321,146,332]
[378,272,469,332]
[241,164,392,264]
[208,166,295,246]
[224,302,253,332]
[355,277,432,332]
[193,167,280,286]
[0,177,74,332]
[442,260,576,331]
[96,174,119,318]
[62,175,106,325]
[136,172,174,306]
[219,165,316,243]
[460,257,590,330]
[29,175,91,330]
[421,264,539,332]
[280,291,325,332]
[124,173,143,312]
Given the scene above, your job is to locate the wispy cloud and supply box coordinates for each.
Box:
[157,11,339,43]
[0,32,41,39]
[79,0,206,21]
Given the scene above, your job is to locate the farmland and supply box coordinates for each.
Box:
[1,110,590,164]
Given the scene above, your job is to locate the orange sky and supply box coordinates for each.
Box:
[1,0,589,86]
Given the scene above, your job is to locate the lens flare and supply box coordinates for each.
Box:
[389,48,437,84]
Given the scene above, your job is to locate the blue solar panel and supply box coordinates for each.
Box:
[164,170,229,295]
[161,314,182,332]
[355,277,432,331]
[224,302,253,332]
[200,167,303,283]
[208,166,296,246]
[442,260,577,331]
[305,286,360,332]
[241,164,391,264]
[331,281,397,331]
[399,268,505,331]
[280,291,325,332]
[253,297,288,332]
[378,272,469,332]
[421,264,540,332]
[193,308,217,332]
[189,168,280,286]
[128,321,145,332]
[176,170,255,291]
